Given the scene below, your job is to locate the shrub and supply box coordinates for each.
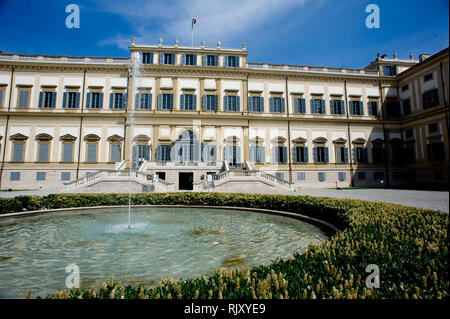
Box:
[1,193,447,299]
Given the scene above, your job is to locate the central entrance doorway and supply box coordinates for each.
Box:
[179,172,193,190]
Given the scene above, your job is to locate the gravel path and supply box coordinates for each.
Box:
[1,188,448,213]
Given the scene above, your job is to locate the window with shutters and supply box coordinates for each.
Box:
[225,56,239,67]
[36,172,46,181]
[184,54,196,65]
[350,100,363,116]
[383,65,397,76]
[353,147,366,163]
[224,95,240,112]
[10,133,28,162]
[330,99,345,115]
[424,73,433,82]
[311,98,325,114]
[161,53,175,65]
[87,92,103,109]
[313,138,328,163]
[315,147,326,162]
[372,141,386,164]
[293,97,306,114]
[65,91,80,108]
[368,101,378,116]
[386,98,401,118]
[203,94,218,111]
[157,145,171,161]
[205,55,218,66]
[142,52,153,64]
[422,89,439,109]
[335,145,348,163]
[427,142,445,161]
[293,146,307,163]
[180,94,196,111]
[40,91,57,108]
[248,96,264,112]
[428,123,439,133]
[110,92,125,109]
[390,139,403,164]
[269,97,285,113]
[84,134,100,163]
[401,84,409,92]
[17,88,31,108]
[135,93,152,109]
[159,93,173,110]
[36,133,52,162]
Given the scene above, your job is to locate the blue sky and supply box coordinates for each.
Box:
[0,0,448,68]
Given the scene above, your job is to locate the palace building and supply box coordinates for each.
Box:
[0,38,448,192]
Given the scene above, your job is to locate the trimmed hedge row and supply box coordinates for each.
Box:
[0,193,448,299]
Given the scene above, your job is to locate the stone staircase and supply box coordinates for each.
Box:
[63,169,175,193]
[193,161,295,193]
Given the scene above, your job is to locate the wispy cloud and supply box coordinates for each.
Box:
[96,0,310,49]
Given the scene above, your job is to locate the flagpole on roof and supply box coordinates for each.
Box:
[191,18,197,47]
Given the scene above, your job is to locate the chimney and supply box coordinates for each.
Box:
[419,54,431,62]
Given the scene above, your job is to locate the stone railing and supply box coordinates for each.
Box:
[0,53,130,65]
[246,62,379,76]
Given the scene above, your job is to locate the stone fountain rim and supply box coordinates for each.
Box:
[0,204,340,233]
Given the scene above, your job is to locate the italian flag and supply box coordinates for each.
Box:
[192,18,197,30]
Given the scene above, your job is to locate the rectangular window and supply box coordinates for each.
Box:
[428,123,439,133]
[353,147,367,163]
[297,172,306,181]
[62,143,74,162]
[372,147,385,164]
[225,56,239,67]
[136,93,152,109]
[37,143,49,162]
[336,147,348,163]
[110,144,121,162]
[86,144,97,162]
[338,172,346,181]
[368,101,378,116]
[250,146,265,163]
[422,89,439,109]
[318,172,326,182]
[293,146,307,163]
[248,96,264,112]
[272,146,287,163]
[405,129,413,138]
[109,92,125,109]
[330,100,345,115]
[427,142,445,161]
[156,172,166,180]
[358,172,366,180]
[311,99,325,114]
[10,172,20,181]
[401,84,409,92]
[224,95,240,112]
[158,93,173,110]
[383,65,397,76]
[142,52,153,64]
[157,145,171,161]
[65,92,80,109]
[12,143,24,162]
[204,55,218,66]
[87,92,103,109]
[314,146,328,163]
[203,94,218,111]
[350,101,363,115]
[424,73,433,82]
[18,89,30,108]
[402,99,411,115]
[275,172,284,180]
[293,98,306,114]
[180,94,196,111]
[269,97,285,113]
[184,54,196,66]
[386,100,401,117]
[61,172,71,181]
[39,91,56,108]
[36,172,46,181]
[0,88,4,108]
[161,53,175,65]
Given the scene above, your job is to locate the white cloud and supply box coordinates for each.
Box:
[96,0,310,48]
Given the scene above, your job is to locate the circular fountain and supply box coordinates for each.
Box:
[0,207,330,298]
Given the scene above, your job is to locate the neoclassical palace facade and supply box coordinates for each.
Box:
[0,39,448,192]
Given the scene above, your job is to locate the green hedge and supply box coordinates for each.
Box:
[1,193,448,299]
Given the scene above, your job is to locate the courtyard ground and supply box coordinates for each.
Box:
[0,188,448,213]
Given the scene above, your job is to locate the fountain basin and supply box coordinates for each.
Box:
[0,206,330,298]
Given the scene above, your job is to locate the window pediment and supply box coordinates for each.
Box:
[371,138,385,145]
[60,134,77,142]
[352,137,367,145]
[313,137,327,144]
[249,136,265,145]
[292,137,307,145]
[133,134,151,144]
[10,133,28,141]
[84,134,101,142]
[333,137,347,145]
[35,133,53,141]
[107,134,124,143]
[224,136,240,145]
